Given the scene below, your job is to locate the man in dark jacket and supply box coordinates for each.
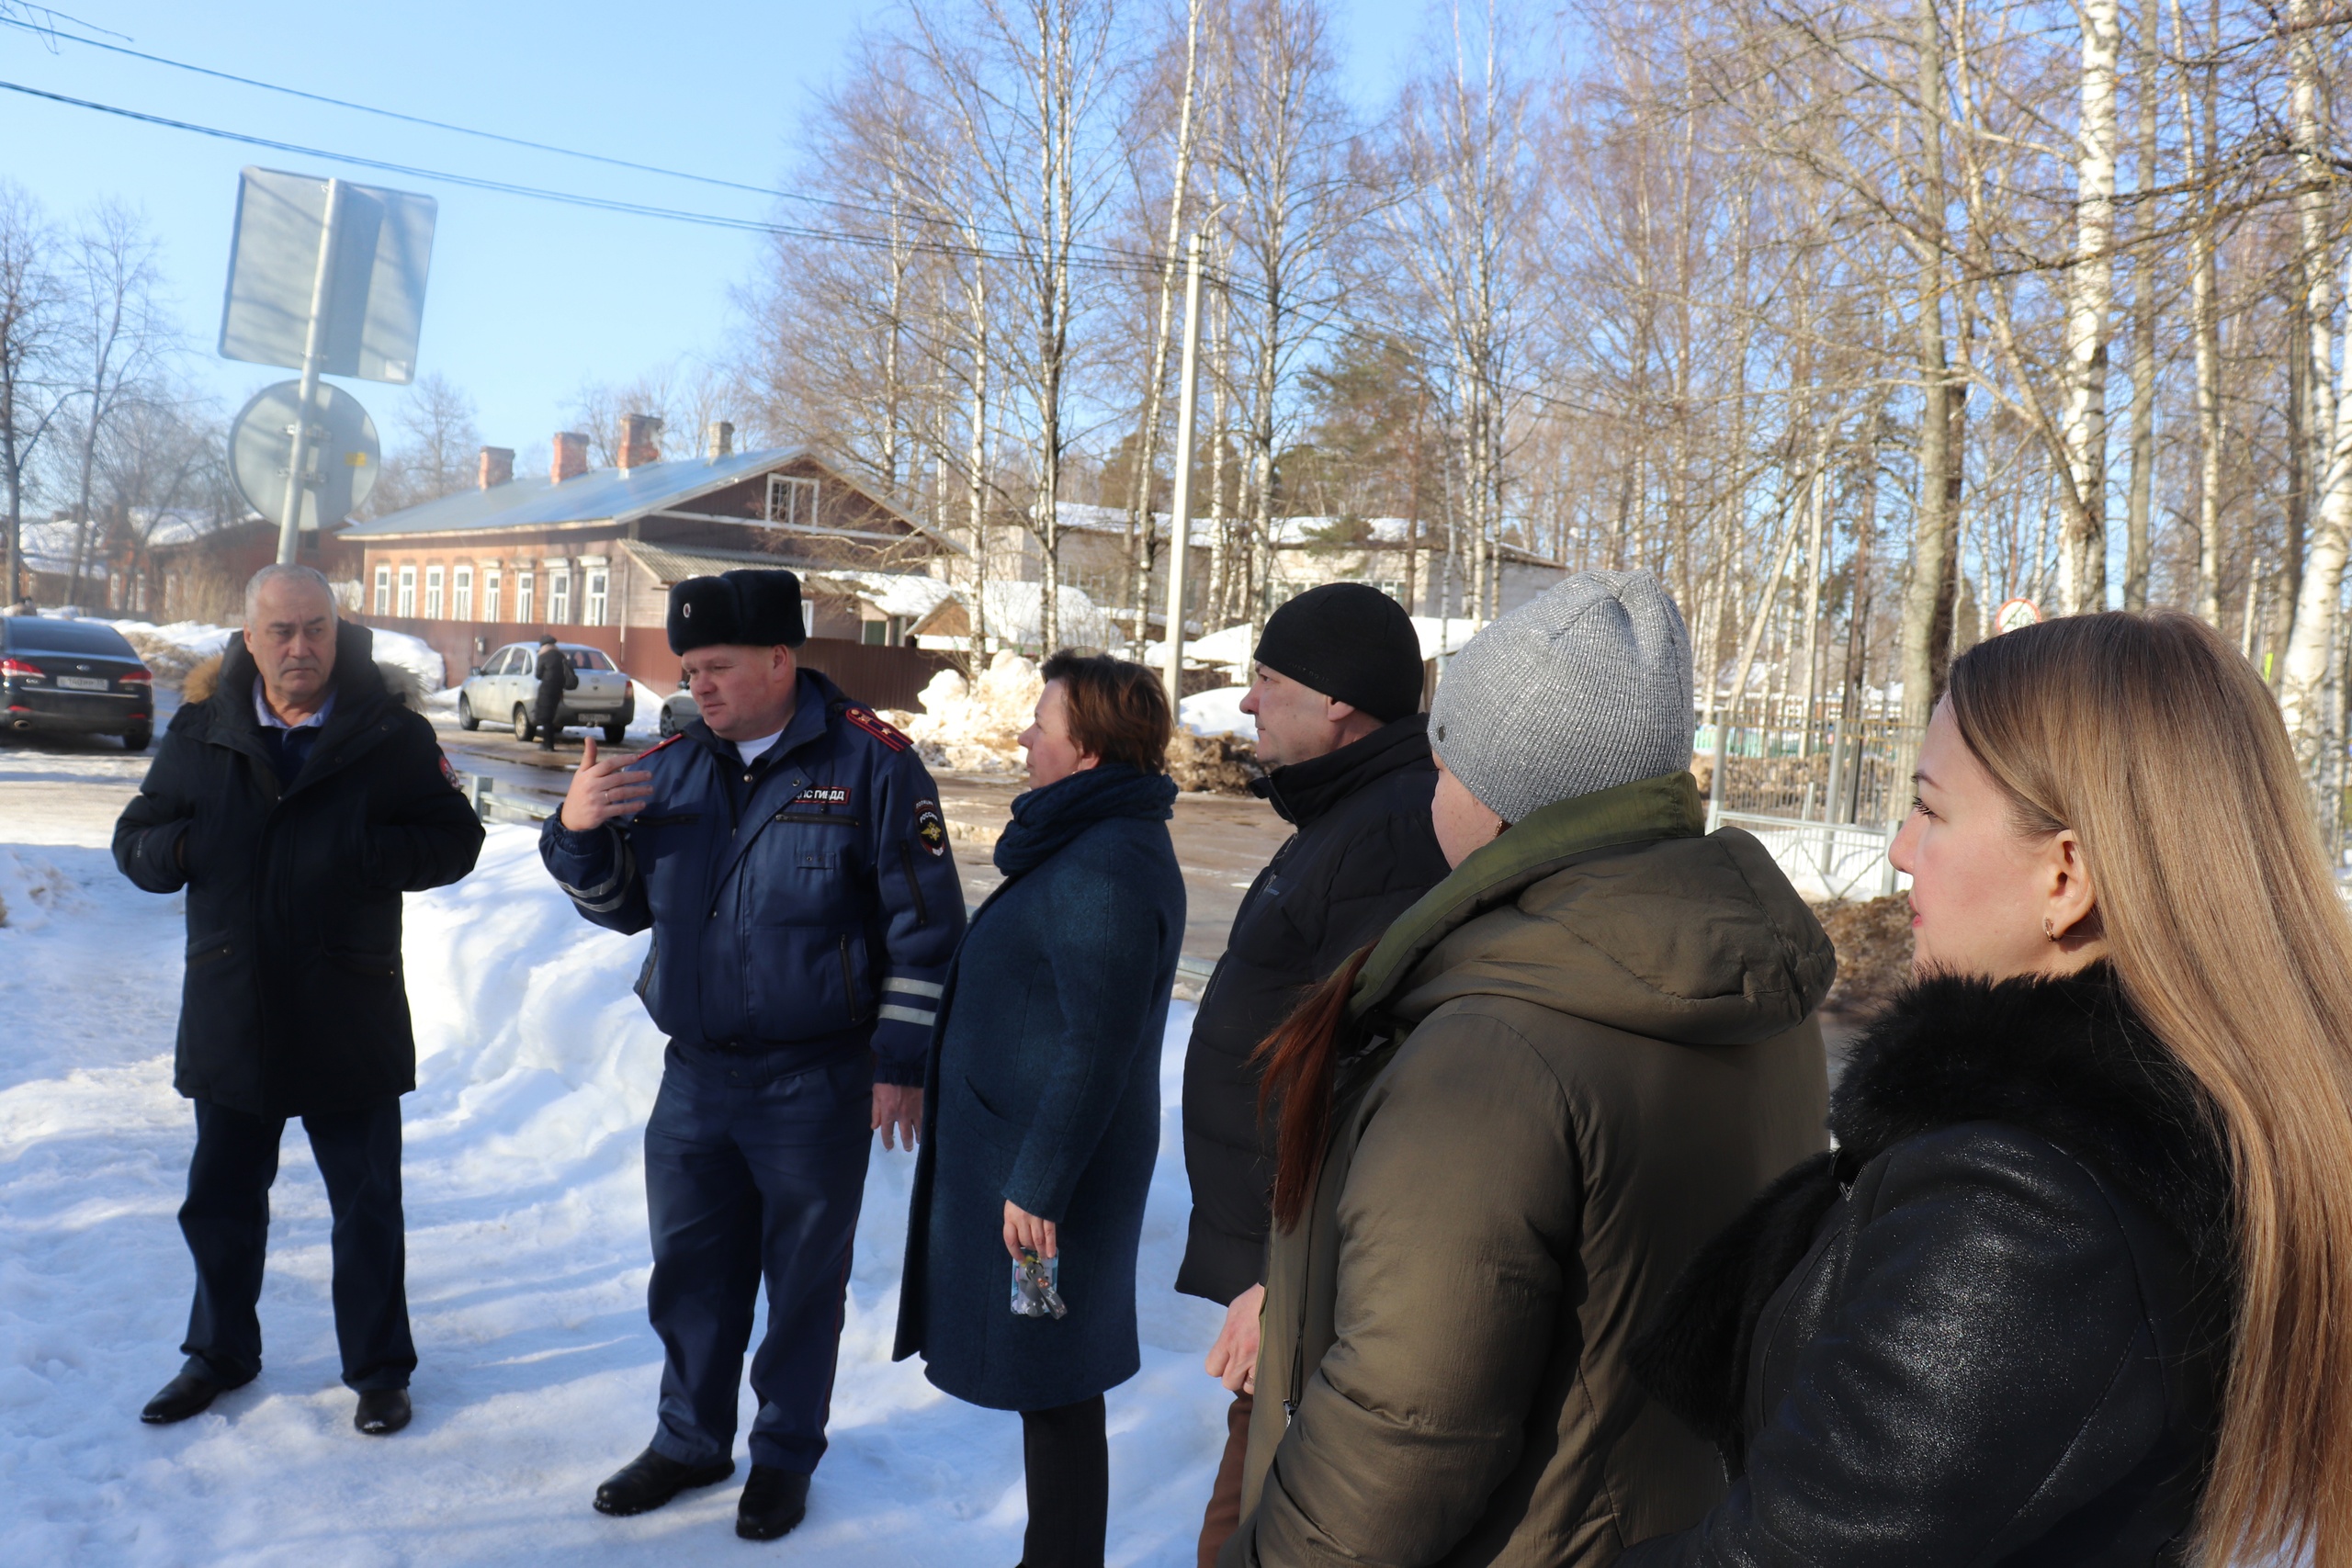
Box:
[1182,583,1452,1566]
[112,564,484,1438]
[540,568,966,1542]
[531,633,575,750]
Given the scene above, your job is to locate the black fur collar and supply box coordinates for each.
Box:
[1634,964,2234,1452]
[1831,965,2232,1260]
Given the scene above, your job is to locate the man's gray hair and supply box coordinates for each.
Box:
[244,563,338,625]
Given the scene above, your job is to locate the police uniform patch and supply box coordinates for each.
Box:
[843,705,911,752]
[801,784,852,807]
[437,749,465,792]
[914,798,947,858]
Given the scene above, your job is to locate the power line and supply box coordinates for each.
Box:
[0,77,1177,285]
[0,15,1153,267]
[0,63,1600,422]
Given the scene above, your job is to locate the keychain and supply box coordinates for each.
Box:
[1011,1247,1069,1319]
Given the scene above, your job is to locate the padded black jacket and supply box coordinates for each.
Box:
[1176,713,1450,1303]
[1623,967,2233,1568]
[112,622,484,1116]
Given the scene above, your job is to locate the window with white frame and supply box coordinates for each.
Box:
[453,566,474,621]
[424,566,445,619]
[397,565,417,618]
[766,474,820,528]
[515,570,535,623]
[372,565,391,615]
[583,570,608,627]
[548,568,572,624]
[483,569,502,623]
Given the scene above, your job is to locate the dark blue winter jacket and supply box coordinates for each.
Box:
[893,763,1186,1411]
[538,669,966,1083]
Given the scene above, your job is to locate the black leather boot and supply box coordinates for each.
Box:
[354,1388,411,1435]
[593,1446,736,1516]
[736,1465,809,1540]
[141,1368,241,1425]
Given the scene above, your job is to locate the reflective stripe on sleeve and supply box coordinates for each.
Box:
[876,1003,938,1027]
[882,976,946,999]
[557,831,634,913]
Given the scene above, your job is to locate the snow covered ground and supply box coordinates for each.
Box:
[0,793,1228,1562]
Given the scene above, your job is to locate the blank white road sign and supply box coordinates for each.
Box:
[218,168,436,384]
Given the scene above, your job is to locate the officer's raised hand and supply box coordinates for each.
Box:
[560,735,654,831]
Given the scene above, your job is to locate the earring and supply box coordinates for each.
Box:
[2043,918,2061,942]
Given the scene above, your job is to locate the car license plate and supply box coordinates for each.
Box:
[56,676,107,691]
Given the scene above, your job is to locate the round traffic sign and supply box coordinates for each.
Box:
[229,379,379,530]
[1994,597,2041,635]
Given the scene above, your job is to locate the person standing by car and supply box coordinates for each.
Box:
[110,564,484,1438]
[1222,570,1835,1568]
[541,568,966,1542]
[894,651,1185,1568]
[532,633,575,751]
[1180,583,1451,1567]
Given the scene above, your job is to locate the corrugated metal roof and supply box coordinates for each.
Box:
[617,542,954,620]
[343,446,808,537]
[620,538,829,583]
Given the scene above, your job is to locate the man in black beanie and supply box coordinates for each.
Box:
[1182,582,1452,1566]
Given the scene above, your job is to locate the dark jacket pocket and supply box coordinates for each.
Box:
[956,1072,1029,1153]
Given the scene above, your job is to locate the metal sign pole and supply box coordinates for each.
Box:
[1161,232,1204,704]
[276,178,343,566]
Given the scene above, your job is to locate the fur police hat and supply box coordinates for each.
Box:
[667,569,807,654]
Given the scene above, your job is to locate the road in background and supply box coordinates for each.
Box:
[430,716,1292,964]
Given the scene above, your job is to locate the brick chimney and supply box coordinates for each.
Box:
[477,446,514,491]
[551,431,589,484]
[617,413,663,473]
[705,421,734,459]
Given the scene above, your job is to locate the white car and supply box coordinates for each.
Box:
[456,642,635,744]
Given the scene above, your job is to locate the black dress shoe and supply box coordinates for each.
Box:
[593,1446,736,1517]
[354,1387,412,1435]
[141,1370,231,1425]
[736,1465,809,1540]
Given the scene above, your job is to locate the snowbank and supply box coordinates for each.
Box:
[99,619,236,688]
[99,617,447,693]
[368,626,447,692]
[897,650,1044,773]
[0,822,1227,1563]
[1179,685,1255,740]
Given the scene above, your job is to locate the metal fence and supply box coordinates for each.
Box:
[1696,713,1920,830]
[1690,710,1918,904]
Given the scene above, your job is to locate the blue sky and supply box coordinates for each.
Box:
[1,0,1438,465]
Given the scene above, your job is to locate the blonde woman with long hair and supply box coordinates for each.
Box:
[1623,612,2352,1568]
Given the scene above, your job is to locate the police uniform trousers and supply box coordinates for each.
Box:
[644,1041,874,1474]
[178,1095,417,1393]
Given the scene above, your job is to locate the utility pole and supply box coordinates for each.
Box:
[1161,232,1204,705]
[277,178,342,566]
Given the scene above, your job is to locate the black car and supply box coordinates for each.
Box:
[1,615,154,750]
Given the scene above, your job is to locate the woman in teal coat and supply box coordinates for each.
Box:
[895,651,1186,1568]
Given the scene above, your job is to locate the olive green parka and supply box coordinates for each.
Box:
[1222,772,1836,1568]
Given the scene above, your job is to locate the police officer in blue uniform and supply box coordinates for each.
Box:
[540,568,966,1541]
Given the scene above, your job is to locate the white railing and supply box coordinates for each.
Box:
[1713,807,1907,904]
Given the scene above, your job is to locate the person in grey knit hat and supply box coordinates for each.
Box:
[1221,567,1831,1568]
[1428,568,1695,829]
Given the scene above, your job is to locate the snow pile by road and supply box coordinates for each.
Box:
[895,651,1045,773]
[1180,686,1255,740]
[100,617,447,694]
[0,819,1227,1563]
[101,619,236,688]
